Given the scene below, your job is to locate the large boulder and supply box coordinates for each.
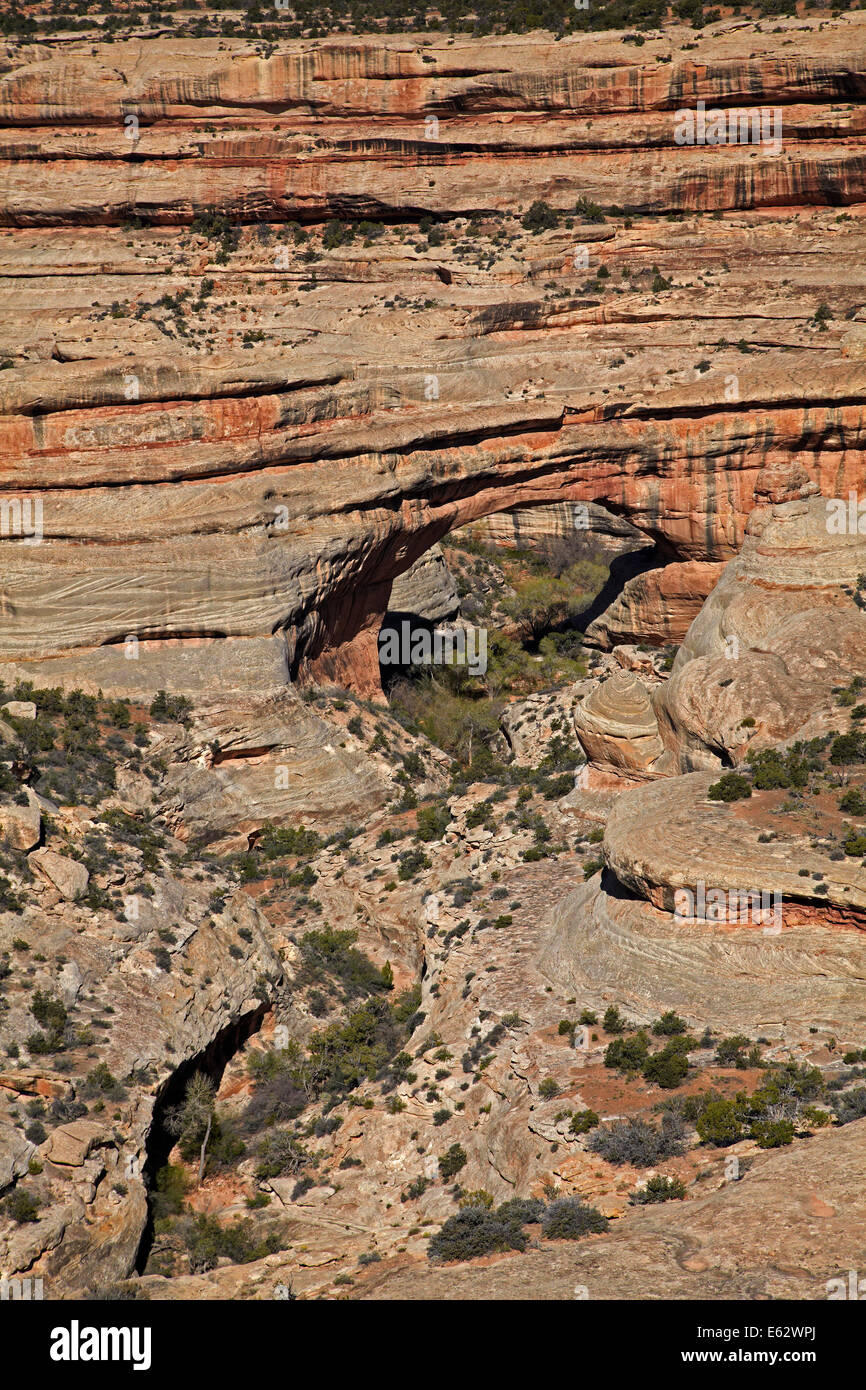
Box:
[573,669,665,773]
[29,848,89,901]
[0,789,41,852]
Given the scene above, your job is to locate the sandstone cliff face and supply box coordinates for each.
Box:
[1,22,865,694]
[388,543,459,624]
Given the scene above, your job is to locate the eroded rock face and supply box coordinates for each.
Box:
[0,864,285,1294]
[585,560,725,650]
[574,668,665,773]
[463,501,652,560]
[541,875,866,1039]
[389,544,459,626]
[1,25,865,695]
[155,689,391,850]
[0,790,41,852]
[29,848,89,901]
[654,497,866,772]
[603,772,866,925]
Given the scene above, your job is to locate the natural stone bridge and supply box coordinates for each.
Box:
[1,27,865,697]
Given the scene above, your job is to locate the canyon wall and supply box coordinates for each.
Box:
[1,20,865,694]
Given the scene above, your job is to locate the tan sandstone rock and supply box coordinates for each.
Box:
[573,669,665,774]
[29,848,89,901]
[0,790,41,852]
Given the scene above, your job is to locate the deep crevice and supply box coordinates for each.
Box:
[133,1001,269,1275]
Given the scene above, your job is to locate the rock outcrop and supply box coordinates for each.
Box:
[542,873,866,1039]
[388,543,459,625]
[585,559,725,650]
[573,669,665,774]
[654,496,866,772]
[603,772,866,925]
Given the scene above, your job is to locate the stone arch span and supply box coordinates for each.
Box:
[1,358,864,702]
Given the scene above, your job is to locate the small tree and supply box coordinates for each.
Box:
[167,1074,215,1185]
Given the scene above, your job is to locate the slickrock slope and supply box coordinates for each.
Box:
[1,20,865,694]
[359,1114,866,1301]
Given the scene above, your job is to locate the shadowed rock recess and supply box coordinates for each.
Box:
[0,15,865,1305]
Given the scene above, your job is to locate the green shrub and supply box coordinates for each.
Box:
[652,1012,688,1036]
[541,1197,608,1241]
[748,747,809,790]
[643,1042,690,1089]
[5,1188,41,1223]
[630,1174,686,1204]
[750,1118,794,1149]
[256,823,322,861]
[295,926,389,1002]
[438,1143,467,1180]
[416,804,450,841]
[839,788,866,815]
[574,196,605,223]
[569,1108,600,1135]
[459,1189,494,1209]
[149,690,193,724]
[521,200,558,232]
[604,1030,649,1074]
[183,1214,286,1272]
[695,1098,746,1147]
[151,1163,189,1222]
[715,1035,753,1067]
[707,773,752,802]
[31,990,67,1033]
[397,848,431,881]
[830,731,866,765]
